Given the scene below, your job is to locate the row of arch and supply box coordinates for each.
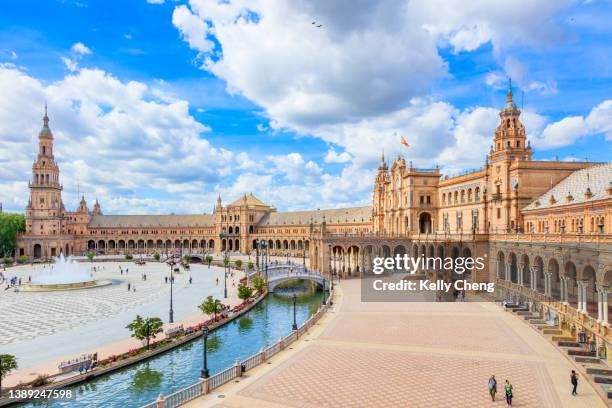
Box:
[442,187,481,206]
[323,242,474,279]
[85,238,312,255]
[88,239,215,253]
[496,249,611,322]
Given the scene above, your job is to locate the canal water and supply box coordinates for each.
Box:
[21,287,324,408]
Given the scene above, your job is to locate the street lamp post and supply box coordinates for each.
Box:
[328,242,333,291]
[255,239,259,270]
[224,251,228,299]
[302,237,306,268]
[169,261,174,323]
[201,326,210,378]
[292,293,298,331]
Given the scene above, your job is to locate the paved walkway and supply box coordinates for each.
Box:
[185,279,606,408]
[1,261,244,387]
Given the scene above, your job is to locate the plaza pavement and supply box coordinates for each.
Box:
[184,278,606,408]
[0,261,244,387]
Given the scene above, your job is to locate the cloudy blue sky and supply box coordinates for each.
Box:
[0,0,610,214]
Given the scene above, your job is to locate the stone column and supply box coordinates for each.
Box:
[597,287,604,322]
[562,278,569,304]
[576,281,583,311]
[545,273,552,297]
[505,262,511,282]
[603,287,609,326]
[581,281,588,313]
[518,265,524,286]
[530,266,536,291]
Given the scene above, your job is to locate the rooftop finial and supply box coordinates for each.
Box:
[43,103,49,127]
[507,78,513,102]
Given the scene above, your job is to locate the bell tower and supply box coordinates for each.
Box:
[26,106,65,236]
[372,152,389,233]
[489,79,532,162]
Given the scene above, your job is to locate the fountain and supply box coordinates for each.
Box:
[18,254,112,292]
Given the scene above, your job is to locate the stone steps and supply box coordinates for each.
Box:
[567,349,596,357]
[515,310,532,315]
[558,341,581,348]
[552,335,575,342]
[587,368,612,377]
[593,376,612,385]
[575,356,602,364]
[543,328,563,335]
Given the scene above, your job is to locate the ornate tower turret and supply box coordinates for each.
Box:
[489,79,532,161]
[92,199,102,215]
[26,107,64,233]
[373,152,390,232]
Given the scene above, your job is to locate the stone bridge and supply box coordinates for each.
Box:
[262,264,327,292]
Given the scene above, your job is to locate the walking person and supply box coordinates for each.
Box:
[488,375,497,401]
[127,283,131,291]
[504,379,513,407]
[571,370,579,396]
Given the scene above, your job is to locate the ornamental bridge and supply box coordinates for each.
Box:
[252,264,327,292]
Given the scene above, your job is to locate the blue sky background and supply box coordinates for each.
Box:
[0,0,610,214]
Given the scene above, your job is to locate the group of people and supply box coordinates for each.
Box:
[488,370,579,406]
[1,272,30,290]
[488,376,514,406]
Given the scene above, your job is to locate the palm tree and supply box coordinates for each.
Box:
[205,255,213,268]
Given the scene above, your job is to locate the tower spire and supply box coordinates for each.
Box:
[507,78,513,103]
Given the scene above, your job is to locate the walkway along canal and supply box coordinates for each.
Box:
[15,285,325,408]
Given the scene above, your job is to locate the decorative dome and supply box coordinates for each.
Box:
[39,105,53,139]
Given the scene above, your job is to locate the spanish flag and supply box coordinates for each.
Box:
[400,136,410,148]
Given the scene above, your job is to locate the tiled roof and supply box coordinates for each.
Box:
[258,206,372,225]
[89,214,214,228]
[523,163,611,211]
[228,193,269,207]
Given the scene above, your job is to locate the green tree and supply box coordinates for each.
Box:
[86,250,95,262]
[223,255,230,268]
[247,261,254,271]
[183,255,190,263]
[238,284,253,300]
[153,252,160,262]
[205,255,213,268]
[126,315,164,350]
[234,259,242,270]
[2,257,13,267]
[198,296,223,321]
[0,354,18,393]
[250,275,264,293]
[0,213,25,258]
[18,255,28,264]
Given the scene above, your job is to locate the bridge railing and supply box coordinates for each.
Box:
[142,293,333,408]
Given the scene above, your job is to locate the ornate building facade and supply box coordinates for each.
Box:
[17,85,611,288]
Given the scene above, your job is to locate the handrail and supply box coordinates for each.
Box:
[142,294,333,408]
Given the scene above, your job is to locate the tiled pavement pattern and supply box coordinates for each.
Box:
[239,344,552,408]
[196,278,605,408]
[0,262,223,346]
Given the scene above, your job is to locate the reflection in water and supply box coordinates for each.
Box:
[130,364,162,393]
[237,315,253,333]
[18,282,324,408]
[206,334,222,353]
